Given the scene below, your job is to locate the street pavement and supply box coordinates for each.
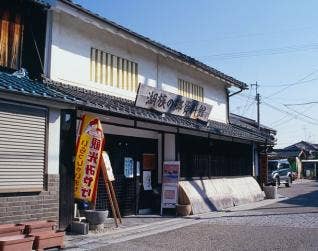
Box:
[102,180,318,251]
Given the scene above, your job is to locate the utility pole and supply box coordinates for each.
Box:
[251,82,260,129]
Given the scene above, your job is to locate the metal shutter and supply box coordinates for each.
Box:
[0,100,47,192]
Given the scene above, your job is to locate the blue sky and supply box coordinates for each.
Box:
[74,0,318,148]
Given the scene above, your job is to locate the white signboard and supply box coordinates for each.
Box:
[124,157,134,178]
[143,171,152,191]
[135,84,212,122]
[161,161,180,211]
[102,151,115,181]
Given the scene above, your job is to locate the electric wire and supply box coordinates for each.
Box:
[199,42,318,60]
[264,69,318,99]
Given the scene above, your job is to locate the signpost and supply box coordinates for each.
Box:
[161,161,180,214]
[135,84,212,122]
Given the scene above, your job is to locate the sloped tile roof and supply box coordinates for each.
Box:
[0,70,272,143]
[47,80,271,143]
[0,70,77,103]
[284,141,318,152]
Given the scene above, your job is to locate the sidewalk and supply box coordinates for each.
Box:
[64,196,287,251]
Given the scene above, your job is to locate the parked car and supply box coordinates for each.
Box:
[268,159,293,187]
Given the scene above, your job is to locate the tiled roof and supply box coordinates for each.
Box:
[0,70,77,103]
[46,80,272,143]
[269,150,302,159]
[28,0,51,7]
[284,141,318,152]
[0,70,271,143]
[57,0,248,90]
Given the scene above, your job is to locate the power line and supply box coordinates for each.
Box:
[232,92,318,126]
[262,100,318,126]
[283,105,318,123]
[169,25,315,46]
[199,42,318,60]
[264,69,318,99]
[284,101,318,106]
[261,77,318,88]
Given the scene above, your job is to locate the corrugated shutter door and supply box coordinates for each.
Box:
[0,100,47,192]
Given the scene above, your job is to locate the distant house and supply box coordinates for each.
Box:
[269,141,318,179]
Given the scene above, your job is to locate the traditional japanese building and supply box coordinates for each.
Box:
[0,0,276,228]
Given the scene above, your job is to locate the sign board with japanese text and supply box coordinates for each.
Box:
[124,157,134,178]
[161,161,180,210]
[135,84,212,122]
[74,114,104,202]
[101,151,115,182]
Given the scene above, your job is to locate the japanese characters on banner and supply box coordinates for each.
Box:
[74,115,104,202]
[161,161,180,209]
[135,84,212,122]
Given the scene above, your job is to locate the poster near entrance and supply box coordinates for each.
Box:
[74,114,104,202]
[161,161,180,211]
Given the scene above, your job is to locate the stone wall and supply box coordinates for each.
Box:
[0,174,59,224]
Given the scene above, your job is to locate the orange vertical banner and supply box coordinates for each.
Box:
[74,114,104,202]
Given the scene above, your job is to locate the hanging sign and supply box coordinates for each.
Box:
[143,171,152,191]
[161,161,180,209]
[124,157,134,178]
[101,151,115,182]
[74,114,104,202]
[135,84,212,122]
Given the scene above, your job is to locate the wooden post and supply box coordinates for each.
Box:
[100,164,118,227]
[100,152,122,227]
[109,183,122,223]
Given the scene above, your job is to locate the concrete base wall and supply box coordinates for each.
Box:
[0,174,59,224]
[179,176,264,214]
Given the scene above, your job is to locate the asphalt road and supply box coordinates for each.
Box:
[106,180,318,251]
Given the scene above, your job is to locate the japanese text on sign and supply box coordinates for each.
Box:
[74,115,104,202]
[161,161,180,209]
[135,84,212,122]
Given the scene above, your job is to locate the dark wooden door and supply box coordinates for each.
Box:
[102,135,157,215]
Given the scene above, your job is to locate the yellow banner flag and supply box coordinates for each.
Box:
[74,114,104,202]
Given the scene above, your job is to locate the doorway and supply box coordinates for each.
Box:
[97,134,158,215]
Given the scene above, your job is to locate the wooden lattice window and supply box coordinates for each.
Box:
[90,47,138,92]
[178,79,204,102]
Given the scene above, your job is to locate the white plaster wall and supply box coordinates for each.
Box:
[49,8,228,123]
[164,133,175,161]
[47,108,61,174]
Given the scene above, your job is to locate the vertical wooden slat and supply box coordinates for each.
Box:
[131,63,135,92]
[118,58,122,89]
[113,55,118,88]
[106,53,111,85]
[110,55,114,86]
[94,49,98,82]
[0,11,10,67]
[96,49,101,83]
[191,83,194,99]
[127,60,132,91]
[90,48,95,82]
[135,63,138,91]
[10,14,22,69]
[123,59,127,90]
[102,51,107,84]
[201,87,204,101]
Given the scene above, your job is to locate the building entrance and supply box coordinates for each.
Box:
[96,134,158,215]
